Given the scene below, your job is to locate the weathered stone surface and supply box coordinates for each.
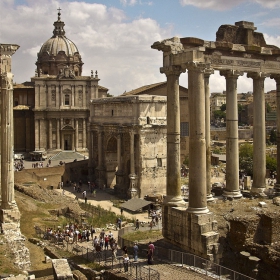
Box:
[52,259,73,280]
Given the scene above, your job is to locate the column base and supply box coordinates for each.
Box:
[207,193,215,202]
[274,183,280,197]
[187,206,209,214]
[223,189,242,198]
[163,195,186,207]
[250,187,267,197]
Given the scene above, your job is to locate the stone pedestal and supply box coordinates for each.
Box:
[128,173,138,199]
[162,206,220,262]
[0,202,20,231]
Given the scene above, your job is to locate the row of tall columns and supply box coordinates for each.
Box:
[1,72,15,208]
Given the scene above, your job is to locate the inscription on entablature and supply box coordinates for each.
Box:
[211,58,261,68]
[264,62,280,70]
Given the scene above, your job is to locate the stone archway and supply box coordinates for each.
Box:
[105,136,118,188]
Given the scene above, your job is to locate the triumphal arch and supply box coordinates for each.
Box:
[152,21,280,260]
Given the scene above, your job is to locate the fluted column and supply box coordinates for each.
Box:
[49,119,52,149]
[220,70,243,198]
[161,66,185,206]
[75,119,79,150]
[186,62,209,213]
[97,129,103,168]
[1,72,15,208]
[56,119,60,149]
[271,75,280,196]
[205,69,214,202]
[248,72,267,196]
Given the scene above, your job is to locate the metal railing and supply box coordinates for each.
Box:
[34,226,160,280]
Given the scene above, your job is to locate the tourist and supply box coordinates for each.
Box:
[135,219,140,230]
[122,245,128,254]
[123,253,129,272]
[104,235,109,250]
[147,248,153,265]
[148,241,155,257]
[111,240,118,260]
[133,242,138,262]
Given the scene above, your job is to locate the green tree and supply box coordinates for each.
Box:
[106,92,113,97]
[266,102,272,113]
[239,143,253,176]
[220,104,226,111]
[266,155,277,173]
[269,129,277,144]
[213,110,226,120]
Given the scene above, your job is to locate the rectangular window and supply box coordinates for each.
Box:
[180,122,189,136]
[157,158,162,167]
[65,94,70,106]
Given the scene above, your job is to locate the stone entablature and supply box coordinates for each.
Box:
[88,95,167,198]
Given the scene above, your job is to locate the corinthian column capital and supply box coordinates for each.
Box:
[247,72,269,80]
[220,69,244,78]
[160,65,184,76]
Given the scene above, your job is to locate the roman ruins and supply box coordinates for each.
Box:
[152,21,280,259]
[0,43,30,269]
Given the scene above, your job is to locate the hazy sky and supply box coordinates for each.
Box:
[1,0,280,95]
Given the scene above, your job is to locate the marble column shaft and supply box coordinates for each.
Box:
[129,130,135,175]
[35,119,39,150]
[1,73,15,208]
[248,72,267,194]
[205,69,214,201]
[83,118,86,149]
[271,75,280,196]
[187,62,208,213]
[49,119,52,149]
[117,133,122,171]
[220,70,242,198]
[56,119,60,149]
[75,119,79,149]
[97,129,103,167]
[161,67,185,206]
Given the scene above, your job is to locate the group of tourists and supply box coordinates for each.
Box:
[121,240,155,272]
[14,160,24,171]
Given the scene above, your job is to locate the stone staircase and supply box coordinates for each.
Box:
[50,151,86,161]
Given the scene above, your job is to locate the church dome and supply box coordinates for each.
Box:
[36,9,83,76]
[39,34,79,57]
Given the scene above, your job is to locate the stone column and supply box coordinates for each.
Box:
[161,66,186,206]
[75,119,79,150]
[205,69,214,202]
[96,128,105,188]
[56,119,60,149]
[271,75,280,196]
[83,118,86,149]
[60,118,64,150]
[220,70,243,198]
[248,72,267,196]
[1,72,15,208]
[35,119,40,150]
[128,129,138,198]
[49,119,52,149]
[186,62,209,213]
[117,133,122,171]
